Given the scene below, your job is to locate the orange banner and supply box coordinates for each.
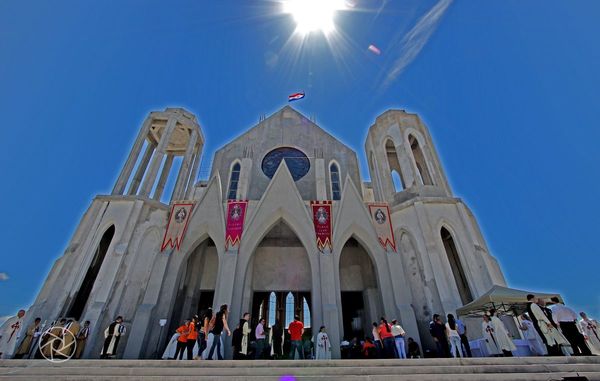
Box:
[161,202,194,251]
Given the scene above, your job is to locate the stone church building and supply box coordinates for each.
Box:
[24,105,506,359]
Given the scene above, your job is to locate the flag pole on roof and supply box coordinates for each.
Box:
[288,91,305,102]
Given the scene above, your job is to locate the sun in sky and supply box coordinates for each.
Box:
[281,0,347,35]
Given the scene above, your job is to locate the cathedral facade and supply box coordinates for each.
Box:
[24,106,506,359]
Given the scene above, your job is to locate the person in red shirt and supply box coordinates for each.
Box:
[378,317,397,358]
[174,319,190,360]
[186,317,198,360]
[288,315,304,359]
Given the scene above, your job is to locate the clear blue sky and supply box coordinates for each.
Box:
[1,0,599,322]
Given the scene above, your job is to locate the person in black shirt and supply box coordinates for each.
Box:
[207,304,230,360]
[429,314,450,357]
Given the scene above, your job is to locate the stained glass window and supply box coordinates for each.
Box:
[228,162,241,200]
[261,147,310,181]
[285,292,294,328]
[330,163,341,200]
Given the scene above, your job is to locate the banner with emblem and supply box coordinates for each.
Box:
[161,202,195,251]
[310,200,333,253]
[368,203,396,252]
[225,200,248,251]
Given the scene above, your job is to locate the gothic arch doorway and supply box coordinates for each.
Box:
[245,220,313,352]
[167,237,218,337]
[339,237,383,340]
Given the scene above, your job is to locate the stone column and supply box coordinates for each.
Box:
[318,250,340,358]
[139,117,178,197]
[171,129,198,201]
[153,155,174,201]
[113,116,153,195]
[237,158,253,200]
[185,146,202,199]
[127,143,155,196]
[315,158,327,200]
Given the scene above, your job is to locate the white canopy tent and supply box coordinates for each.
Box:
[456,285,563,317]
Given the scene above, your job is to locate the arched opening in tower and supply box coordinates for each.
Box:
[385,139,405,191]
[67,225,115,320]
[409,135,434,186]
[441,227,473,305]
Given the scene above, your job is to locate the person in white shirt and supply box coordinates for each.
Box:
[550,297,591,356]
[254,318,266,359]
[445,315,462,358]
[391,319,406,359]
[372,322,382,357]
[579,312,600,355]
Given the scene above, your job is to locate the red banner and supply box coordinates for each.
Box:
[225,200,248,250]
[311,201,332,252]
[161,202,194,251]
[368,203,396,252]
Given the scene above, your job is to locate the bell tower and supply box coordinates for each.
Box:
[365,109,451,203]
[112,108,204,202]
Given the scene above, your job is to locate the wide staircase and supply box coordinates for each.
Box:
[1,357,600,381]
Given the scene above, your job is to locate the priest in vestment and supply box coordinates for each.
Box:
[527,296,567,356]
[481,314,501,356]
[100,316,125,359]
[579,312,600,355]
[0,310,25,359]
[56,319,80,358]
[14,317,41,358]
[40,319,66,359]
[519,314,547,356]
[74,321,91,359]
[489,309,516,356]
[315,326,331,360]
[240,313,250,358]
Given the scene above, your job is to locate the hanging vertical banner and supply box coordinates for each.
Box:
[311,200,333,252]
[161,202,195,251]
[225,200,248,251]
[368,203,396,252]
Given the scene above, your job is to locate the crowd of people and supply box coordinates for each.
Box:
[0,309,125,360]
[162,304,333,360]
[1,295,599,360]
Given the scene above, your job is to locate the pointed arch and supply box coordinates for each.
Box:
[408,134,433,186]
[285,292,294,328]
[303,297,311,328]
[227,161,241,200]
[385,139,405,191]
[268,292,277,327]
[441,226,473,304]
[68,225,115,320]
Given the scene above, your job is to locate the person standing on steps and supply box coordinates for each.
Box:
[207,304,230,360]
[288,315,304,359]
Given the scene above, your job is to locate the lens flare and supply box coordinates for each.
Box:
[282,0,346,35]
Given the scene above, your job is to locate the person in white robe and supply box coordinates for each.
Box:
[100,316,125,359]
[579,312,600,355]
[529,299,570,355]
[0,310,25,359]
[481,314,501,356]
[315,326,331,360]
[489,309,516,356]
[240,313,250,358]
[519,314,547,356]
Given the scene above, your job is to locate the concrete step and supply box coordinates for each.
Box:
[1,357,599,381]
